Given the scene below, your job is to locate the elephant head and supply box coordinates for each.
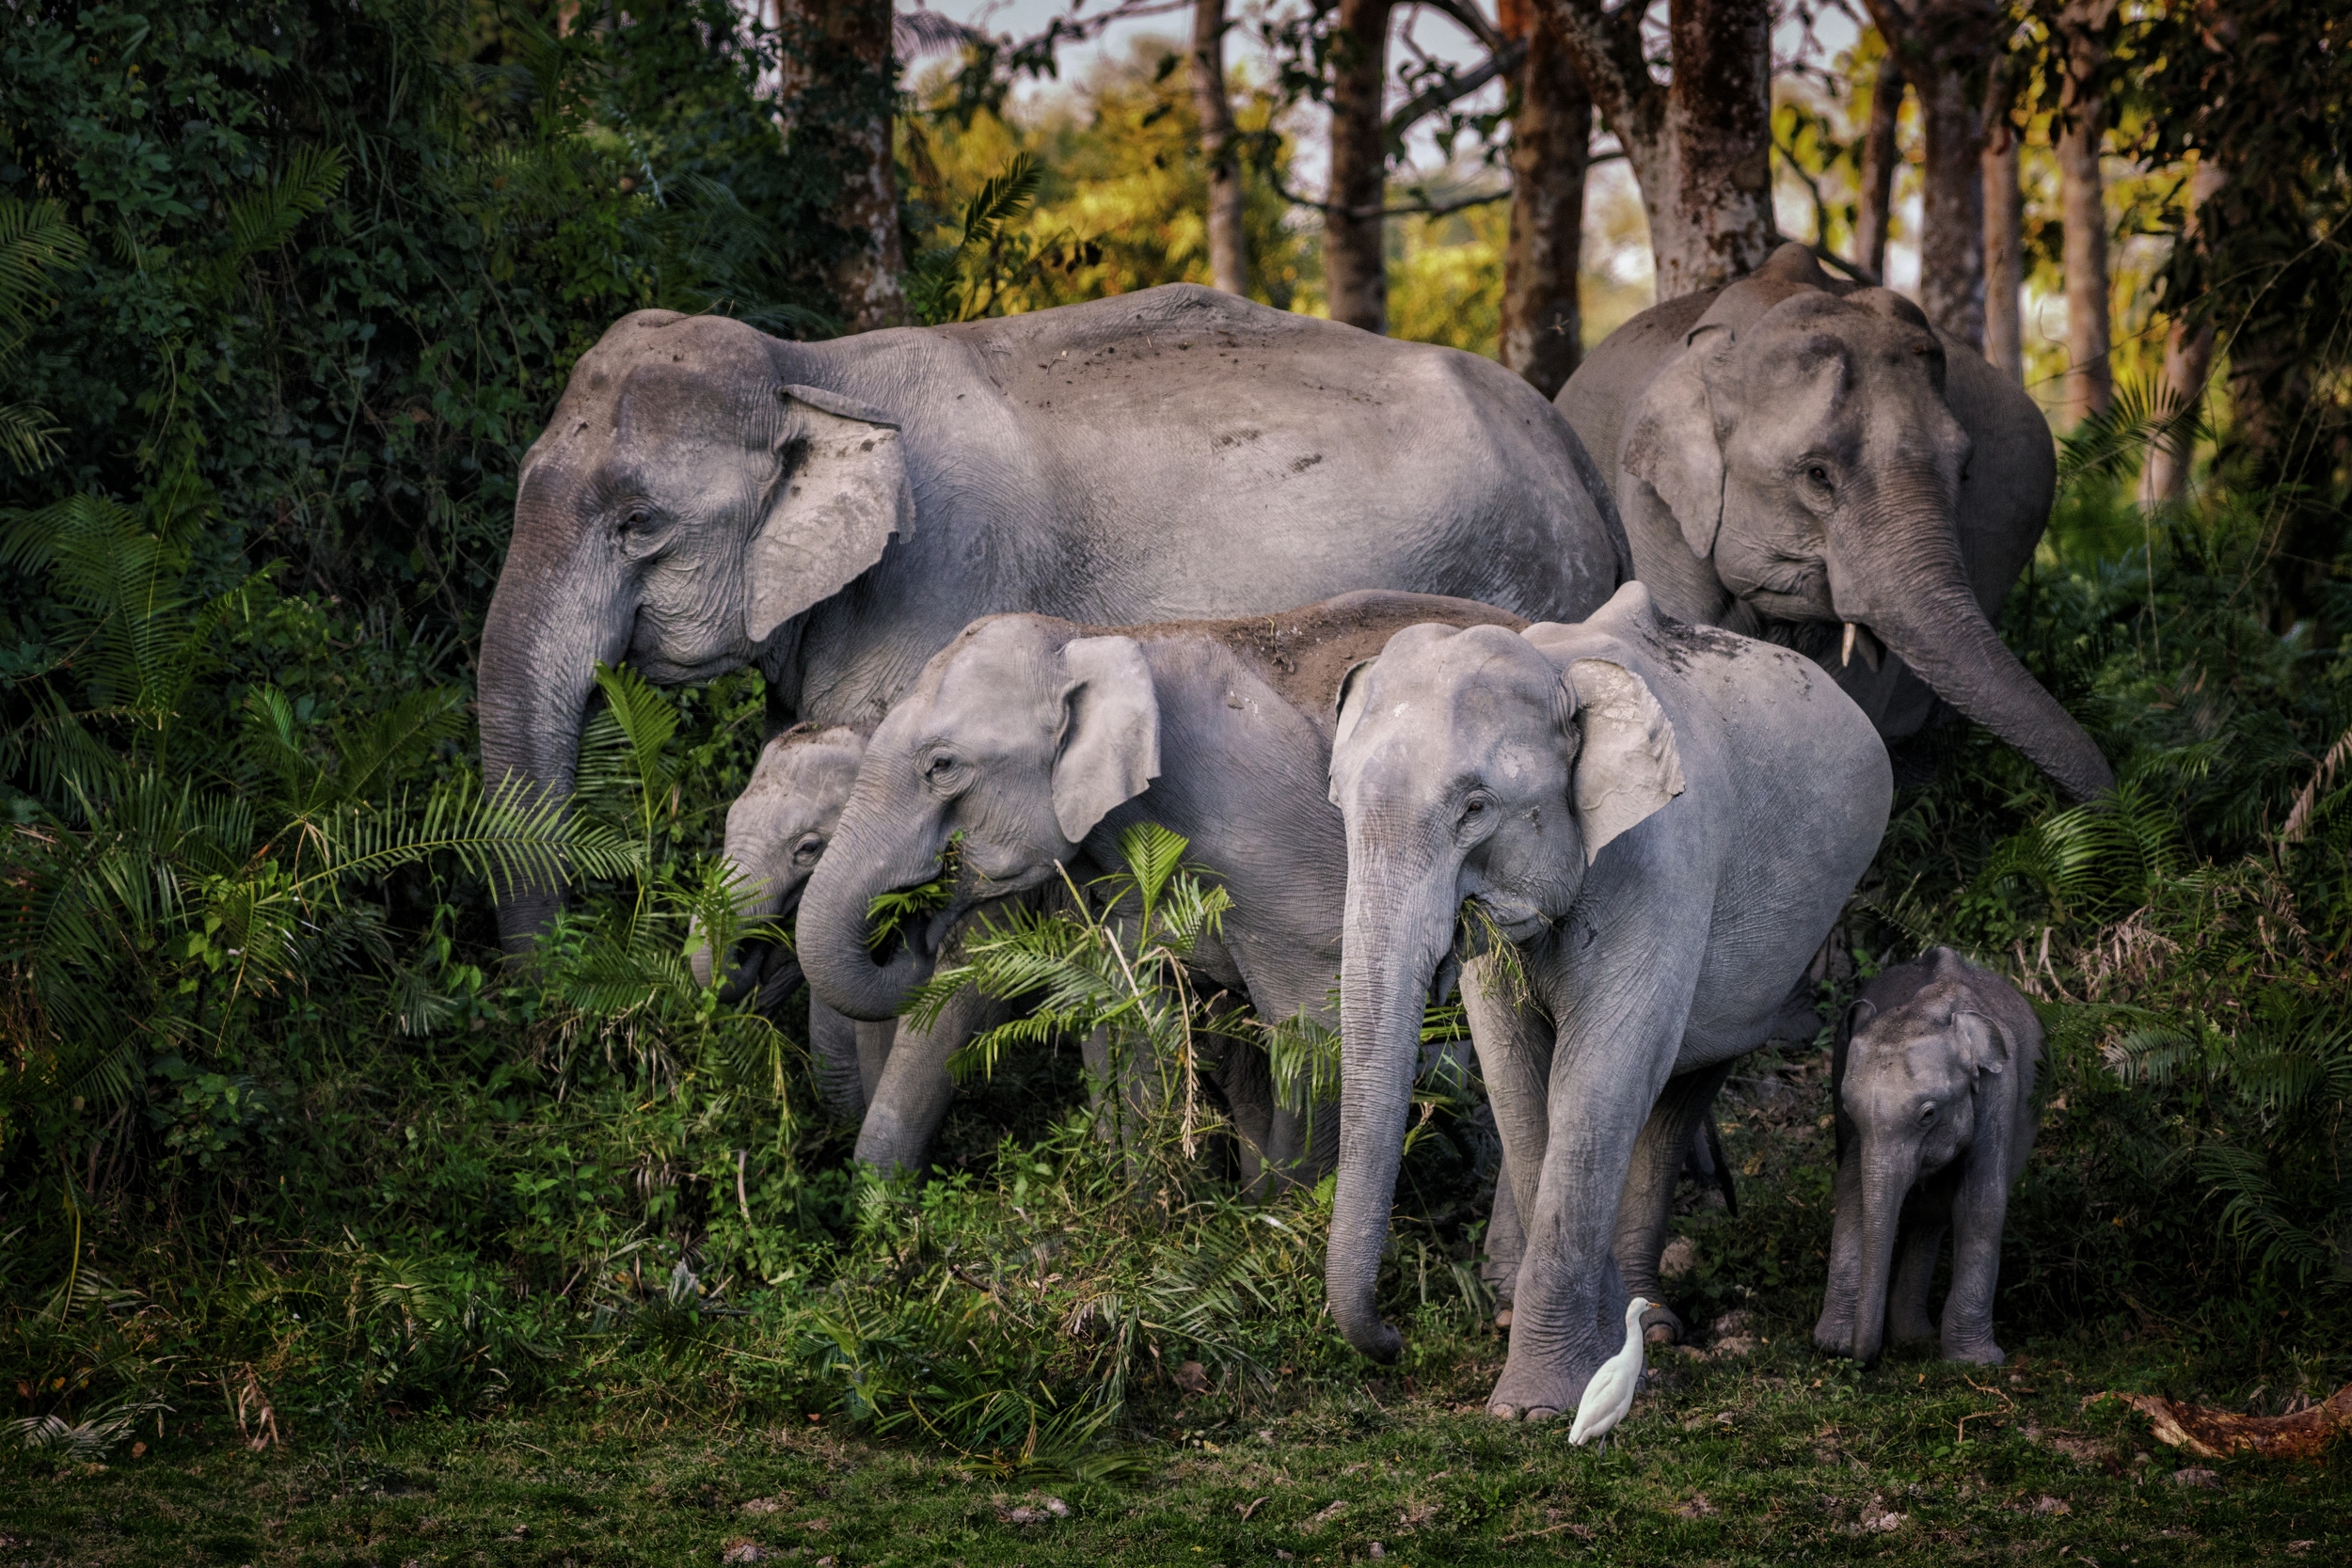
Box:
[478,311,912,952]
[687,723,868,1014]
[1834,953,2026,1364]
[1324,610,1684,1359]
[1619,279,2112,801]
[798,616,1159,1022]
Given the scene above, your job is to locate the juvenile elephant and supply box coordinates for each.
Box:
[1558,243,2111,801]
[685,723,894,1124]
[481,284,1628,952]
[1326,582,1891,1418]
[797,592,1530,1185]
[1814,947,2043,1366]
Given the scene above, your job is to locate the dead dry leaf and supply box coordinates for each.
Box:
[2104,1383,2352,1463]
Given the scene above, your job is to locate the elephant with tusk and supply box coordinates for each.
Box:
[1558,243,2113,802]
[479,284,1628,955]
[1324,582,1891,1419]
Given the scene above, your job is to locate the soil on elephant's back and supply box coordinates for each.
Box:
[1110,591,1531,726]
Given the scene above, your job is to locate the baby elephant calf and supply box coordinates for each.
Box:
[1814,947,2042,1366]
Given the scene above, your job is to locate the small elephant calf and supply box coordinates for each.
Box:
[1814,947,2042,1366]
[688,722,894,1124]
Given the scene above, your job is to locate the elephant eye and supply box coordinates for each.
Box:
[620,504,655,535]
[792,833,825,865]
[1456,793,1492,835]
[1917,1102,1938,1125]
[1804,465,1833,490]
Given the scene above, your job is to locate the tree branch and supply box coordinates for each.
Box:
[1383,40,1528,142]
[1529,0,1662,150]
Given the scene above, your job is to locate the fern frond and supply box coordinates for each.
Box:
[226,145,349,260]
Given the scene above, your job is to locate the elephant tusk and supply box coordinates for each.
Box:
[1842,622,1858,668]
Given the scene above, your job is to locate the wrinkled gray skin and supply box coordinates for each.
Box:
[800,592,1531,1187]
[1558,243,2111,802]
[685,724,894,1124]
[1814,947,2042,1366]
[481,284,1628,952]
[1327,583,1891,1418]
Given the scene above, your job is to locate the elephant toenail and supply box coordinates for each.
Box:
[1524,1406,1560,1422]
[1490,1403,1519,1421]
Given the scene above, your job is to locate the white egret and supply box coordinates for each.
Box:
[1568,1295,1654,1449]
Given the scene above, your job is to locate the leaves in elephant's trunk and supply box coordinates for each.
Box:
[865,833,963,956]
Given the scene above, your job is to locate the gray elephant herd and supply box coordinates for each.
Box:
[483,242,2077,1421]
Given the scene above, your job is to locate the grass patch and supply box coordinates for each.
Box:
[4,1335,2344,1565]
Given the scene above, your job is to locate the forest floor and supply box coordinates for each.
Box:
[4,1326,2345,1566]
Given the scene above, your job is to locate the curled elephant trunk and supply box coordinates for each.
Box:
[477,491,634,956]
[1847,498,2114,802]
[797,812,950,1023]
[1847,1146,1910,1365]
[1327,861,1460,1363]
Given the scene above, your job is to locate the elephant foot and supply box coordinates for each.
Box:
[1488,1350,1601,1430]
[1812,1313,1855,1355]
[1943,1338,2006,1366]
[1486,1401,1564,1422]
[1640,1303,1685,1344]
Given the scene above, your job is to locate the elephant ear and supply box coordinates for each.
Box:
[743,387,914,646]
[1562,658,1686,863]
[1953,1010,2010,1077]
[1328,657,1379,768]
[1620,324,1733,561]
[1053,636,1162,843]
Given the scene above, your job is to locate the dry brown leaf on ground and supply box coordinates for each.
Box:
[2102,1383,2352,1462]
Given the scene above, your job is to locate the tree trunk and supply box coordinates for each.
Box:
[1535,0,1777,300]
[1915,61,1987,349]
[1867,0,2004,349]
[1325,0,1392,333]
[2139,157,2227,506]
[2056,108,2110,422]
[1854,52,1905,282]
[1501,12,1590,396]
[1649,0,1777,297]
[1981,91,2024,380]
[1192,0,1249,297]
[780,0,906,332]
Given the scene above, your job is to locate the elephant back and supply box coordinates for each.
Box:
[1119,591,1530,736]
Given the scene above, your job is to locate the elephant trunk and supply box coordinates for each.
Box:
[1847,1143,1911,1365]
[797,803,947,1022]
[1847,493,2114,802]
[477,489,634,956]
[688,865,800,999]
[1327,856,1459,1363]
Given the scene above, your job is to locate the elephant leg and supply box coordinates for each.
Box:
[808,993,868,1124]
[853,986,1009,1175]
[854,1020,896,1108]
[1939,1150,2014,1365]
[1487,1010,1680,1423]
[1482,1160,1526,1313]
[1813,1143,1870,1354]
[1213,1039,1274,1196]
[1612,1059,1738,1344]
[1891,1164,1963,1344]
[1462,954,1553,1259]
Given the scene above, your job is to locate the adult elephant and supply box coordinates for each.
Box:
[1557,243,2111,801]
[480,285,1629,951]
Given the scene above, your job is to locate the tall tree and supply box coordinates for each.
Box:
[1863,0,2006,347]
[1853,52,1905,282]
[1982,65,2025,380]
[1324,0,1393,331]
[780,0,905,330]
[2055,1,2115,423]
[1499,0,1590,395]
[1535,0,1777,300]
[1192,0,1249,296]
